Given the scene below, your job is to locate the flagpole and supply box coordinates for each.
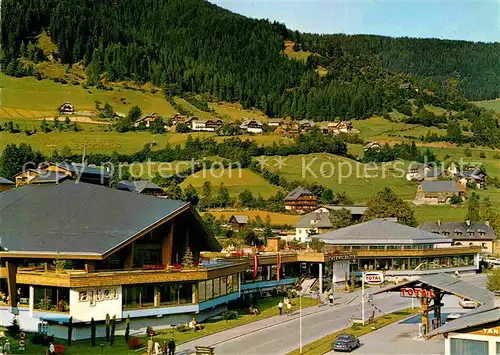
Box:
[299,291,302,354]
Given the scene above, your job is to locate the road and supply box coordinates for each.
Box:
[177,274,486,355]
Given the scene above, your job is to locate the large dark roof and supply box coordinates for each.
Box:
[284,187,313,201]
[0,181,197,255]
[56,162,109,177]
[296,211,332,228]
[420,221,497,241]
[30,171,69,184]
[0,177,14,185]
[420,181,463,193]
[312,218,452,244]
[116,180,163,194]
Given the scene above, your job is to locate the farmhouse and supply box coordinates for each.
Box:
[456,168,487,189]
[364,141,381,151]
[284,187,318,213]
[59,102,74,114]
[406,163,429,181]
[268,118,283,127]
[228,215,249,231]
[0,181,355,339]
[328,120,353,134]
[419,220,497,254]
[240,119,263,133]
[295,211,332,243]
[133,113,159,128]
[116,180,165,196]
[0,177,14,192]
[309,218,481,280]
[415,181,465,204]
[298,119,315,132]
[205,119,223,131]
[171,113,185,125]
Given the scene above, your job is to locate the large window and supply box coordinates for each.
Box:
[198,275,239,303]
[17,285,30,307]
[450,338,488,355]
[34,287,69,312]
[198,281,206,302]
[123,285,155,309]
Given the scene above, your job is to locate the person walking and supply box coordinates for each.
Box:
[147,336,154,355]
[3,340,10,355]
[278,301,283,315]
[329,292,334,306]
[154,340,161,355]
[286,301,292,316]
[168,338,176,355]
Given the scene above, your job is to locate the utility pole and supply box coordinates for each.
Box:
[299,291,302,354]
[361,272,365,325]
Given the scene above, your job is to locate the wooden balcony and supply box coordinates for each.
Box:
[16,262,248,288]
[354,246,480,258]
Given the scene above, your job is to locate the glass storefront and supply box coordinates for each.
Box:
[123,282,194,309]
[198,274,239,303]
[450,338,488,355]
[357,255,475,271]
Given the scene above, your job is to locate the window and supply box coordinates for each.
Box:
[33,287,70,312]
[123,285,155,309]
[213,278,220,298]
[206,280,213,300]
[198,282,206,302]
[450,338,488,355]
[159,284,177,306]
[220,276,227,296]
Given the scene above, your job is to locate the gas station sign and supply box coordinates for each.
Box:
[400,287,435,298]
[364,272,384,285]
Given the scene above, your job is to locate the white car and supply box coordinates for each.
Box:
[459,299,479,309]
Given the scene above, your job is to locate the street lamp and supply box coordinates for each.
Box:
[409,262,425,310]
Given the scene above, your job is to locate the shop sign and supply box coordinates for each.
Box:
[364,272,384,285]
[400,287,435,298]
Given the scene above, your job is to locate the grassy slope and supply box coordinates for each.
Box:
[473,99,500,113]
[202,210,301,226]
[180,168,282,198]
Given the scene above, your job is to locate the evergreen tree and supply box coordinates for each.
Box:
[182,247,194,268]
[466,192,481,221]
[90,318,96,346]
[363,188,417,226]
[329,208,354,230]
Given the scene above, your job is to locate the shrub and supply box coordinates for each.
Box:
[493,153,500,160]
[72,80,80,85]
[7,316,21,338]
[60,79,68,84]
[479,152,486,158]
[31,332,54,345]
[53,77,60,83]
[222,310,239,321]
[449,194,463,205]
[175,323,190,332]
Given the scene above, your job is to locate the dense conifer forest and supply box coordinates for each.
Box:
[1,0,499,121]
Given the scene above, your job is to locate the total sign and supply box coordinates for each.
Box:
[364,272,384,285]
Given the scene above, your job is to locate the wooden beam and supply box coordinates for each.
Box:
[123,243,134,270]
[85,261,96,273]
[6,261,18,307]
[162,220,174,266]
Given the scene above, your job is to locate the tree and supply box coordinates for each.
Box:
[127,105,142,122]
[124,315,131,342]
[329,208,354,229]
[64,116,71,129]
[40,119,51,133]
[486,269,500,292]
[238,189,255,207]
[67,316,73,346]
[7,316,21,338]
[182,247,194,268]
[309,237,325,252]
[105,313,110,342]
[103,102,114,117]
[183,184,200,206]
[466,192,481,221]
[201,181,213,205]
[217,183,231,207]
[0,143,44,181]
[175,123,190,133]
[110,315,116,346]
[150,117,166,134]
[363,188,417,226]
[90,318,96,346]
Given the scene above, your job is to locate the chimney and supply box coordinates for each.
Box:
[466,220,471,226]
[485,221,490,227]
[437,220,441,227]
[267,237,280,252]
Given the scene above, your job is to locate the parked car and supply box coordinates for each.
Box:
[445,313,461,323]
[459,298,479,309]
[332,334,360,352]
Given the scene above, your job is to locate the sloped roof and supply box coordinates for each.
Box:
[420,181,463,193]
[425,168,444,178]
[284,187,313,201]
[56,162,109,178]
[229,215,249,224]
[312,218,452,244]
[30,171,69,184]
[116,180,163,194]
[420,221,496,241]
[428,307,500,337]
[0,177,14,185]
[296,211,332,228]
[323,205,367,215]
[375,273,494,305]
[0,181,217,256]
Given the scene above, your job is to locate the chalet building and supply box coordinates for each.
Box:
[406,163,430,181]
[310,218,481,281]
[228,215,249,231]
[116,180,165,196]
[134,113,159,128]
[298,120,315,133]
[328,121,353,135]
[268,118,283,127]
[419,220,497,254]
[0,181,355,339]
[284,187,317,213]
[205,119,223,131]
[14,163,109,187]
[364,142,381,151]
[240,119,263,133]
[59,102,74,114]
[171,113,185,126]
[456,168,487,189]
[415,181,465,204]
[0,177,14,192]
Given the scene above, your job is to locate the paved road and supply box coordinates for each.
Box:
[177,274,486,355]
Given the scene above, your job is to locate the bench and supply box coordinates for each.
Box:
[127,338,141,349]
[195,346,215,355]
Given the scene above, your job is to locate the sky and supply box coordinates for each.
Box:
[209,0,499,43]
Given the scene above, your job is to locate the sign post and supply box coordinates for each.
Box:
[361,272,365,325]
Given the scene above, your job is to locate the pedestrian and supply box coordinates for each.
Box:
[3,340,9,355]
[48,342,55,355]
[329,293,334,306]
[286,301,292,316]
[168,338,176,355]
[278,301,283,315]
[147,336,154,355]
[154,340,161,355]
[162,341,168,355]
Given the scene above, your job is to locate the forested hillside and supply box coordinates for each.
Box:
[1,0,498,122]
[297,34,500,101]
